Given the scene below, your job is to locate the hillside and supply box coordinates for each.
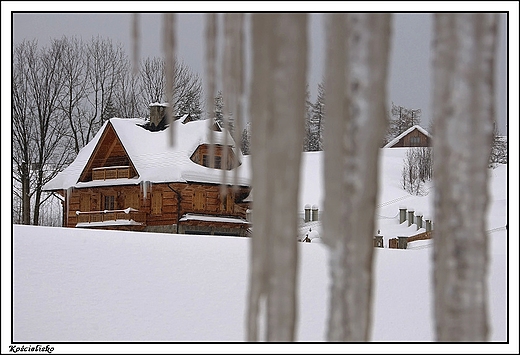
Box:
[10,149,509,350]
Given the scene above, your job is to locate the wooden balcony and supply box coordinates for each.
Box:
[92,166,131,180]
[76,208,146,226]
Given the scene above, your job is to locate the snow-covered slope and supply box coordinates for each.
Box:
[11,149,509,347]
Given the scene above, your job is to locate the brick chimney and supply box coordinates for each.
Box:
[149,103,168,128]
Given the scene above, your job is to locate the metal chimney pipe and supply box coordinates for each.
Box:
[408,209,415,227]
[304,204,311,222]
[311,205,318,222]
[399,206,407,224]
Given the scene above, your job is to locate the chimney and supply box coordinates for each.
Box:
[304,204,311,222]
[416,212,423,230]
[408,209,415,227]
[149,103,168,128]
[311,205,319,222]
[399,206,407,224]
[425,218,432,232]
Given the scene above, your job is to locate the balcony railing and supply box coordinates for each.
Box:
[92,166,131,180]
[76,208,146,225]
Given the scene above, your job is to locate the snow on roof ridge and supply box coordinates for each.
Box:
[43,116,250,191]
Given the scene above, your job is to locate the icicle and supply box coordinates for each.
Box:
[323,13,392,342]
[220,13,245,193]
[163,13,176,146]
[221,14,233,196]
[432,13,497,342]
[141,180,149,201]
[65,187,72,226]
[247,13,307,342]
[132,13,140,76]
[205,14,217,169]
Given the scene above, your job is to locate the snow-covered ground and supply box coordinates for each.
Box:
[8,149,513,353]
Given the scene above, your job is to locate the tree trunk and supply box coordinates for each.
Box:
[323,13,392,341]
[432,13,498,341]
[21,161,31,225]
[247,13,307,342]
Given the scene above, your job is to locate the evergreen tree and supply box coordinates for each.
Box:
[303,85,312,151]
[214,90,224,126]
[241,122,251,155]
[101,98,119,121]
[309,82,325,151]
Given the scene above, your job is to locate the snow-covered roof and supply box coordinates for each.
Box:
[43,116,251,191]
[383,125,431,148]
[76,219,143,227]
[179,213,249,224]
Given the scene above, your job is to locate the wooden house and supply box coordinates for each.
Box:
[43,103,252,236]
[383,125,432,148]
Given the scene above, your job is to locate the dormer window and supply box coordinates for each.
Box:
[191,144,240,170]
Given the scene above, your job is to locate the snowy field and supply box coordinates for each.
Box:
[9,149,513,353]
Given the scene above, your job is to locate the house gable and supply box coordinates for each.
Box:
[384,125,432,148]
[78,122,138,182]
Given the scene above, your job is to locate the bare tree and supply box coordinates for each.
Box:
[432,13,498,341]
[58,36,90,154]
[114,58,146,118]
[85,36,126,134]
[323,13,391,341]
[401,147,433,195]
[385,102,422,144]
[12,40,36,224]
[12,39,74,225]
[139,57,204,119]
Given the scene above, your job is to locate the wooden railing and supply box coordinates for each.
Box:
[92,166,131,180]
[76,208,146,225]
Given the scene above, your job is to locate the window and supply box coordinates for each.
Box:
[104,195,115,210]
[125,193,139,209]
[202,155,222,169]
[151,192,162,215]
[80,194,90,212]
[222,192,234,213]
[193,190,206,211]
[410,136,421,146]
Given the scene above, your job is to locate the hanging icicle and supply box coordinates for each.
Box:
[432,13,497,342]
[65,187,72,226]
[205,14,218,170]
[132,13,140,76]
[247,13,307,342]
[221,14,233,196]
[140,180,150,201]
[163,13,176,146]
[323,13,392,342]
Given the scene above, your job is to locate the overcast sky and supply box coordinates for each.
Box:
[10,10,509,134]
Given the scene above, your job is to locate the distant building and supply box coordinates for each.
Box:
[383,125,432,148]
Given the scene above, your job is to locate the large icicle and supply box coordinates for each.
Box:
[432,13,497,341]
[205,14,217,169]
[247,13,307,342]
[323,13,392,342]
[221,13,244,194]
[163,13,176,146]
[132,13,140,76]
